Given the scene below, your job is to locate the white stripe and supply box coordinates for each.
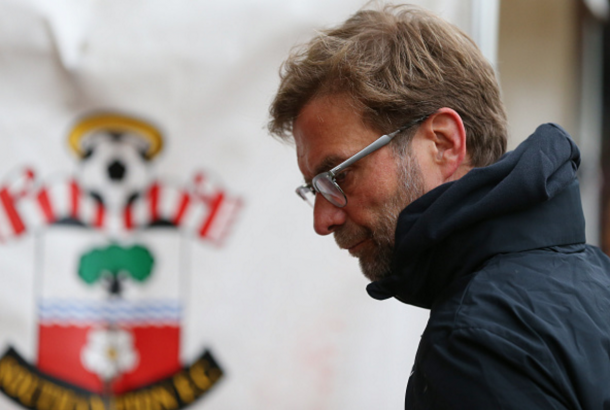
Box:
[46,179,69,220]
[19,194,45,230]
[79,192,98,226]
[206,197,241,243]
[130,192,149,227]
[179,198,207,233]
[158,184,182,222]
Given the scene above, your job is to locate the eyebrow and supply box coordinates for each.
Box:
[305,155,346,184]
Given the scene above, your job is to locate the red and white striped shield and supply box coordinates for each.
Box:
[0,166,240,396]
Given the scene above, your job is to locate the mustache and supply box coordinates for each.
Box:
[334,222,371,249]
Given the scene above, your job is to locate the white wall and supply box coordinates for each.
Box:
[498,0,603,245]
[497,0,579,149]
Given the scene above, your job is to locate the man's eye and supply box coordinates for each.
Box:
[335,170,349,184]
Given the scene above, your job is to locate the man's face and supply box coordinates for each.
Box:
[293,95,425,281]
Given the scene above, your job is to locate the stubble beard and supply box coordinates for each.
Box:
[333,149,424,282]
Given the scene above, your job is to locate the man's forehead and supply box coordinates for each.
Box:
[293,95,367,179]
[293,121,350,181]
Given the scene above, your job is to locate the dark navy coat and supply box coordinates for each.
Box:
[368,124,610,409]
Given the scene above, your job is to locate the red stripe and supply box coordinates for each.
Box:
[199,192,224,238]
[0,188,25,235]
[124,204,133,230]
[70,180,80,219]
[37,189,55,224]
[94,201,104,228]
[149,183,160,222]
[172,192,191,225]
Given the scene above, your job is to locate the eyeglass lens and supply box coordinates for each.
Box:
[313,173,346,207]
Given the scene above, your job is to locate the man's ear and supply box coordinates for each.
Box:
[422,107,468,183]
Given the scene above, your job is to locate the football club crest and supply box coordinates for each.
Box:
[0,112,242,409]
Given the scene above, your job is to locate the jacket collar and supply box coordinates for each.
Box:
[366,124,586,309]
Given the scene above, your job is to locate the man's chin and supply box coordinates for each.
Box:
[357,252,392,282]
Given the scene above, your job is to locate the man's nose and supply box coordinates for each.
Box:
[313,194,346,235]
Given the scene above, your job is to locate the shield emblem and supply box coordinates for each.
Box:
[37,226,183,395]
[0,112,241,408]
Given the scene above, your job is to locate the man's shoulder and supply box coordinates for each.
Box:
[426,244,610,332]
[450,244,610,327]
[424,243,610,354]
[414,244,610,406]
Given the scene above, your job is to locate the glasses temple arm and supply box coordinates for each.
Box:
[327,113,430,176]
[328,130,401,176]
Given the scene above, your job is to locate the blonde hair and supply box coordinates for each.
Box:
[268,4,507,167]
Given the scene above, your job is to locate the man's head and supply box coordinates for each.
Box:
[269,4,507,281]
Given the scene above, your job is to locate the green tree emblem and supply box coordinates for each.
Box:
[78,244,155,296]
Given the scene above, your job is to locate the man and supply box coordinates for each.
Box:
[268,4,610,409]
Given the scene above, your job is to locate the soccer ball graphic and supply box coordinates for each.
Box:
[69,113,163,212]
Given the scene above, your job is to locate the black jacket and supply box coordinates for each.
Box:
[367,124,610,409]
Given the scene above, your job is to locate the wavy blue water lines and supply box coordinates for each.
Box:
[38,299,182,324]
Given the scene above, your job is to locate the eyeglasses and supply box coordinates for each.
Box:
[296,114,430,208]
